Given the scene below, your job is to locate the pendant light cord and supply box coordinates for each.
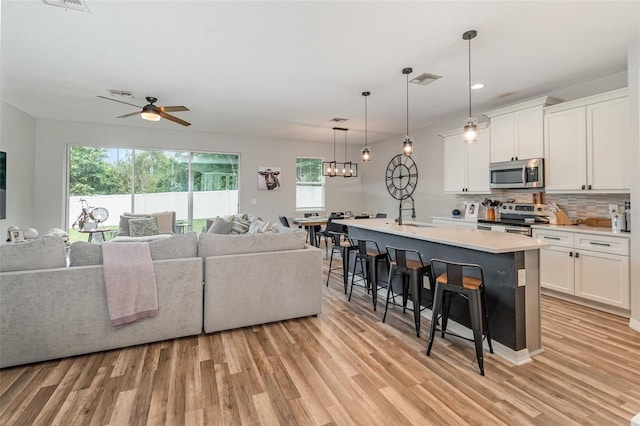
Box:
[365,95,368,146]
[406,72,410,137]
[468,36,472,118]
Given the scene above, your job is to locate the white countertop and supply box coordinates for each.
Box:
[531,224,632,238]
[431,216,477,222]
[335,218,549,254]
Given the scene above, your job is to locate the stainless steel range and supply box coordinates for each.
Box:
[477,203,550,236]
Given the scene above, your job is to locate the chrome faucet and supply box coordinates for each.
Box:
[397,194,416,225]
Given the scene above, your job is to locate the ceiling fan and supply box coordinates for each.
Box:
[97,95,191,126]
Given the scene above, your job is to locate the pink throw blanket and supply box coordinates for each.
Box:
[101,242,158,327]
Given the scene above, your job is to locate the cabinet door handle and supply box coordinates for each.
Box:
[511,157,514,161]
[569,251,573,257]
[581,184,586,190]
[515,156,518,160]
[544,236,561,240]
[588,185,592,190]
[589,241,611,247]
[575,252,580,258]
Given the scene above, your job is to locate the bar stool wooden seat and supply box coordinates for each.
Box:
[426,258,493,376]
[382,246,431,337]
[348,239,388,311]
[325,227,357,294]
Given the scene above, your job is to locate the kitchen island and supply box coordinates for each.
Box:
[336,218,549,365]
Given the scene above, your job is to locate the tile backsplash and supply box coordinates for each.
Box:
[457,190,630,220]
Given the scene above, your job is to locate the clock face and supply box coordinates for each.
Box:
[385,154,418,200]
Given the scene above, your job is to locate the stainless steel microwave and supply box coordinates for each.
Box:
[490,158,544,189]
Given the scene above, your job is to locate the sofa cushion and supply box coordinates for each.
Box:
[198,230,307,257]
[129,218,159,237]
[207,217,233,234]
[151,211,176,234]
[0,237,67,272]
[118,213,152,236]
[69,241,103,266]
[148,231,198,260]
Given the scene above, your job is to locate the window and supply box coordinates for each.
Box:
[67,145,239,241]
[296,157,324,210]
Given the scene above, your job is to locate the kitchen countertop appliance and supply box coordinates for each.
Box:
[477,202,550,236]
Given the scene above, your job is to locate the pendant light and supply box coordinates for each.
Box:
[339,127,357,178]
[462,30,478,144]
[402,68,413,155]
[322,128,339,177]
[361,91,371,163]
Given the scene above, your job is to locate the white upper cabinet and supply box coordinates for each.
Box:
[544,88,630,193]
[440,124,490,194]
[484,96,561,163]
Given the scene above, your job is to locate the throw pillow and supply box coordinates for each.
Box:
[248,219,265,234]
[128,218,159,237]
[118,213,152,236]
[151,211,175,234]
[207,217,233,234]
[230,217,251,234]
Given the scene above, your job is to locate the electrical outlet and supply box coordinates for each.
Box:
[609,204,618,215]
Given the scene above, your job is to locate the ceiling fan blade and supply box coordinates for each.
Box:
[158,106,189,113]
[117,111,141,119]
[158,111,191,126]
[97,95,142,109]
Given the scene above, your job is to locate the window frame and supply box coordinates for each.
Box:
[295,156,325,212]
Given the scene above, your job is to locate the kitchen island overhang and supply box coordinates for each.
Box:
[335,218,549,365]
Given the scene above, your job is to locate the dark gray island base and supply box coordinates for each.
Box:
[337,219,548,365]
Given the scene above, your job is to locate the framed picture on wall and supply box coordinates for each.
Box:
[257,167,281,191]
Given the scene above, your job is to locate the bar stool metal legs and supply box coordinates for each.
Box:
[348,239,388,311]
[426,258,493,376]
[325,231,356,294]
[382,246,430,337]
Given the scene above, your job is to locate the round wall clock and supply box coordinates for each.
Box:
[385,154,418,200]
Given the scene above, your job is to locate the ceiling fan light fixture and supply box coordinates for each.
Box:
[141,111,161,122]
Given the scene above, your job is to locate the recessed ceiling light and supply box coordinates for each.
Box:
[471,83,485,90]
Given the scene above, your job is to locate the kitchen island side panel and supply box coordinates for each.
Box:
[347,226,526,351]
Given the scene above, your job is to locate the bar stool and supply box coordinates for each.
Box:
[348,239,388,311]
[426,258,493,376]
[382,246,431,337]
[325,227,357,294]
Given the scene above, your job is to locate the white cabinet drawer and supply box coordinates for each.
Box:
[432,219,453,227]
[575,234,629,256]
[532,230,574,248]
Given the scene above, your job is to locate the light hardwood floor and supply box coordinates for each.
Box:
[1,258,639,425]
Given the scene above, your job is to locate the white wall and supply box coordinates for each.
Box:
[32,119,364,232]
[628,39,640,332]
[0,102,36,238]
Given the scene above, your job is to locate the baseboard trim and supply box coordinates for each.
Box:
[629,318,640,333]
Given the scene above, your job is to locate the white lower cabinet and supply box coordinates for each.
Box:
[431,218,477,229]
[533,229,630,310]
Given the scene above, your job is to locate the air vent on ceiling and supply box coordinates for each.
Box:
[410,73,442,86]
[42,0,91,13]
[330,117,348,123]
[107,89,134,98]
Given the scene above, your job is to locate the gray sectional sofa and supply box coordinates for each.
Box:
[0,229,323,368]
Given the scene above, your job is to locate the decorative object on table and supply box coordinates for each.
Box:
[465,202,478,219]
[23,228,38,240]
[9,229,24,243]
[401,67,414,155]
[257,167,281,191]
[385,154,418,200]
[361,91,371,163]
[481,198,501,220]
[452,209,461,218]
[6,225,19,242]
[462,29,478,144]
[72,198,109,230]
